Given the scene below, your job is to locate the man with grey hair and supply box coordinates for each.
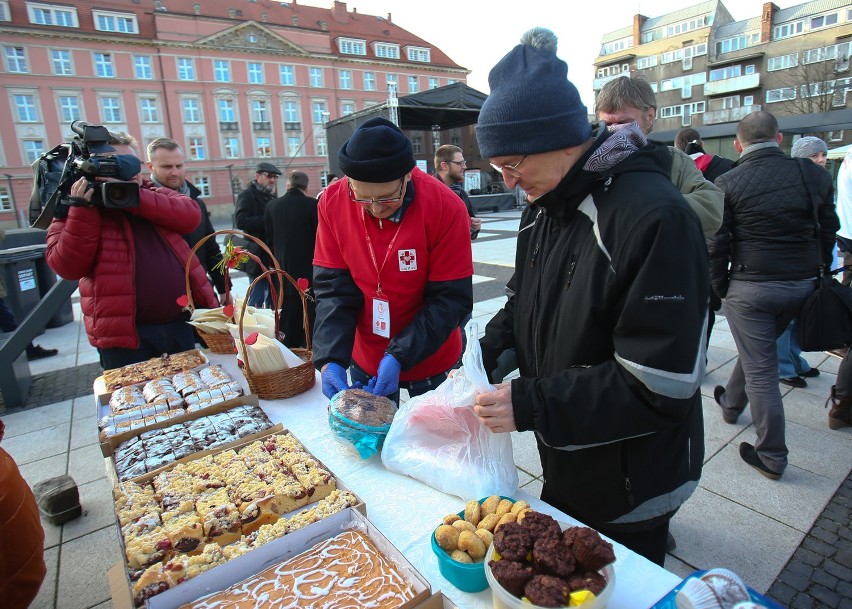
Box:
[147,137,227,305]
[711,111,838,480]
[597,76,723,239]
[265,170,318,349]
[474,27,708,565]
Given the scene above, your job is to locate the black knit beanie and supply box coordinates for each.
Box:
[476,28,592,158]
[338,117,415,183]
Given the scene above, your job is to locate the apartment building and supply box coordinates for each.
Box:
[0,0,469,225]
[594,0,852,154]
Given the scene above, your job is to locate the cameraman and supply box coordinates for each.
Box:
[45,131,218,370]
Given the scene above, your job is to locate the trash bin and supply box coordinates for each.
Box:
[35,257,73,328]
[0,246,43,332]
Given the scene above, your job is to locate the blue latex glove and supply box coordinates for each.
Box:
[321,363,349,399]
[366,354,402,397]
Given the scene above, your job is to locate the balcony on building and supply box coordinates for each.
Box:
[704,72,760,96]
[593,73,627,90]
[284,121,301,131]
[219,121,239,131]
[703,104,762,124]
[252,121,272,131]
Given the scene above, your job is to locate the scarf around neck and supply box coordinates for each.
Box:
[151,176,191,196]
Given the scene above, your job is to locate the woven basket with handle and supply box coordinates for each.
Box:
[238,268,315,399]
[183,229,281,354]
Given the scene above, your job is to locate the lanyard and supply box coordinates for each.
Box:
[361,208,403,296]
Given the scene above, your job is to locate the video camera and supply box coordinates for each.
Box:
[29,121,141,228]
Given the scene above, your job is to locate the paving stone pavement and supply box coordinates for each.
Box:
[0,361,102,412]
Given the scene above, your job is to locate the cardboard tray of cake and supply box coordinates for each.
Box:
[95,350,210,396]
[107,425,367,607]
[109,507,431,609]
[99,390,259,459]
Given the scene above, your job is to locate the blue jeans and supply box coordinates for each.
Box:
[98,318,196,370]
[247,275,273,308]
[776,319,811,378]
[349,363,448,406]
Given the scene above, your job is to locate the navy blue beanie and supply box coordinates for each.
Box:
[476,28,592,158]
[338,117,415,183]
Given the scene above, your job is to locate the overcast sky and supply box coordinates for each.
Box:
[331,0,805,110]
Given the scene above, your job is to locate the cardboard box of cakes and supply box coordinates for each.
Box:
[110,507,430,609]
[99,393,261,458]
[95,350,210,396]
[107,426,367,608]
[96,360,250,456]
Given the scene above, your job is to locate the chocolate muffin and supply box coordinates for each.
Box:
[566,527,615,572]
[532,537,576,578]
[567,571,607,596]
[489,559,534,597]
[519,510,562,542]
[492,522,534,562]
[524,574,571,608]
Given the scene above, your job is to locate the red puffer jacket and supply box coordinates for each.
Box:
[46,185,218,350]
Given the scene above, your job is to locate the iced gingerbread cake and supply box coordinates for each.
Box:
[182,529,415,609]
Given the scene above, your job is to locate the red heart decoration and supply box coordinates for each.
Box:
[223,304,234,318]
[245,332,259,345]
[297,277,310,291]
[176,294,189,307]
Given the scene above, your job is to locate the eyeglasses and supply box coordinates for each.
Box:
[490,155,528,178]
[348,178,405,206]
[261,172,279,180]
[448,159,467,167]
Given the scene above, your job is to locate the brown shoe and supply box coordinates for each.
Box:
[827,386,852,430]
[827,347,849,359]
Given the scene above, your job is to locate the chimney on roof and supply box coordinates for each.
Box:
[633,14,647,48]
[387,12,392,23]
[332,1,349,24]
[761,2,778,43]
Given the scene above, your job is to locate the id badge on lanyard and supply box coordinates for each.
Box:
[372,297,390,338]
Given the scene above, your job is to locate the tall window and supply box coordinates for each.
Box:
[0,187,11,213]
[309,67,324,87]
[214,60,231,82]
[280,64,295,85]
[28,4,77,26]
[140,98,159,123]
[248,62,263,84]
[363,72,376,91]
[101,96,122,122]
[411,136,422,154]
[251,100,268,123]
[58,95,81,122]
[256,137,272,157]
[4,47,27,73]
[24,140,45,164]
[94,53,114,77]
[177,58,194,81]
[287,136,301,157]
[183,98,201,122]
[312,101,327,123]
[339,70,352,90]
[386,74,398,92]
[341,102,355,116]
[315,136,327,156]
[428,77,439,89]
[219,99,235,122]
[51,50,73,75]
[93,11,137,33]
[408,76,419,93]
[194,176,211,197]
[14,94,38,122]
[188,137,206,160]
[224,137,240,159]
[134,55,152,79]
[284,100,300,123]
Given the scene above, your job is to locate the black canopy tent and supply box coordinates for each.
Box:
[325,82,487,177]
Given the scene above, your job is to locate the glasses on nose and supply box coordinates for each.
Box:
[490,155,528,178]
[262,172,279,180]
[448,160,467,167]
[348,178,405,206]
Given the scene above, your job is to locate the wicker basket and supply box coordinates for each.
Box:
[238,269,315,399]
[183,229,281,354]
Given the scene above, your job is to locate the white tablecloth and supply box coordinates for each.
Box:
[203,353,680,608]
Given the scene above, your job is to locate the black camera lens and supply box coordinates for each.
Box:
[100,182,139,209]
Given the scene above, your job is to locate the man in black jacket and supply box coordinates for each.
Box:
[710,111,838,480]
[474,27,708,566]
[264,171,317,349]
[235,162,280,308]
[146,138,227,305]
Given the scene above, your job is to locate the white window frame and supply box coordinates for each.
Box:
[94,52,114,78]
[408,75,419,93]
[637,56,658,69]
[766,87,797,103]
[194,176,211,197]
[709,65,742,82]
[341,102,355,116]
[93,10,138,34]
[315,135,327,156]
[283,99,300,123]
[363,71,376,91]
[767,53,798,71]
[287,136,300,157]
[50,49,73,75]
[743,95,754,106]
[4,46,28,73]
[214,60,231,83]
[177,57,195,81]
[27,3,78,27]
[251,99,268,123]
[407,46,430,62]
[0,186,11,212]
[374,42,400,59]
[339,69,352,90]
[139,97,160,123]
[601,37,631,55]
[386,73,398,92]
[23,140,45,164]
[312,100,328,124]
[0,2,11,23]
[256,136,272,158]
[134,55,152,79]
[279,64,295,86]
[218,98,236,122]
[309,67,324,87]
[188,137,206,160]
[223,137,240,159]
[773,20,803,40]
[810,13,838,31]
[100,95,123,123]
[247,62,263,84]
[57,94,81,122]
[428,77,439,89]
[182,98,201,123]
[338,37,366,55]
[13,93,39,122]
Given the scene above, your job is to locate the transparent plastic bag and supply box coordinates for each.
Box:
[380,321,519,499]
[328,389,396,459]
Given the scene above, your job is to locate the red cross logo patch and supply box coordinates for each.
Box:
[398,249,417,272]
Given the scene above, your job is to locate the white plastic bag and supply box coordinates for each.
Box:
[380,321,519,499]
